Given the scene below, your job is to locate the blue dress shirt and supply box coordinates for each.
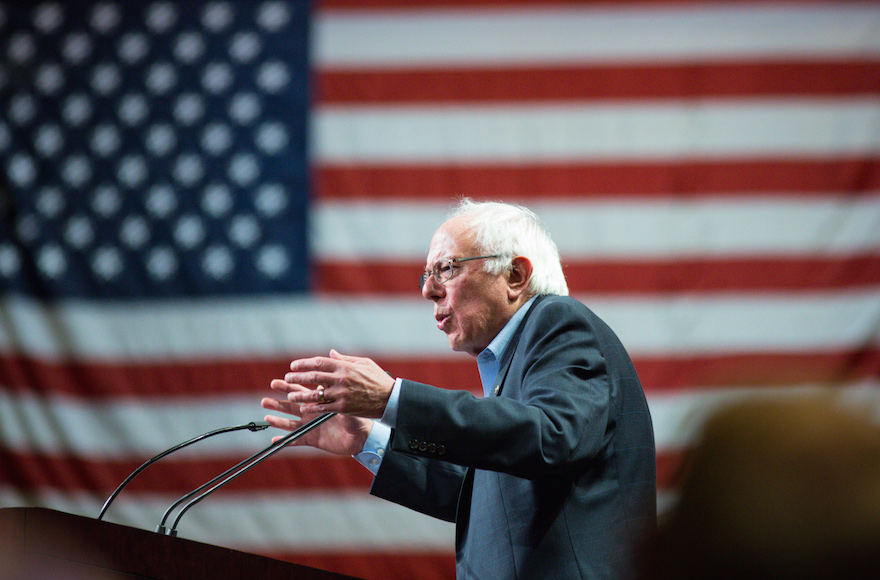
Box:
[354,297,537,474]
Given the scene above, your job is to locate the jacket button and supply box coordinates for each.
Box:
[437,445,446,456]
[409,440,419,450]
[418,441,428,452]
[427,443,437,454]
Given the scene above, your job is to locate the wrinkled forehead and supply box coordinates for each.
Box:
[425,216,476,267]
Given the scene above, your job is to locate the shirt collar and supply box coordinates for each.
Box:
[480,295,537,363]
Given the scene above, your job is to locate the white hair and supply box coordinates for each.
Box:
[449,199,569,296]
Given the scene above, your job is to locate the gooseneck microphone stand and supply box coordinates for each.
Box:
[98,421,270,521]
[158,412,336,536]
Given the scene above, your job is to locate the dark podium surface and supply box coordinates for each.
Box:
[0,507,359,580]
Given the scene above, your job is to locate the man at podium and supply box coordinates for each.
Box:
[263,199,657,579]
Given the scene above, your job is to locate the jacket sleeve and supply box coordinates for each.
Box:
[369,427,468,522]
[388,297,618,480]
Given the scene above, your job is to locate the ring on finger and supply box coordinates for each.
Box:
[317,386,326,403]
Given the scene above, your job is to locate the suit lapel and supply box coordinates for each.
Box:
[491,295,546,397]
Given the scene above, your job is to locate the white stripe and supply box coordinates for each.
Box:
[312,197,880,259]
[591,289,880,355]
[315,5,880,66]
[2,291,880,360]
[648,381,880,451]
[0,294,445,359]
[6,383,878,458]
[0,390,278,457]
[0,488,455,551]
[313,201,448,260]
[313,99,880,162]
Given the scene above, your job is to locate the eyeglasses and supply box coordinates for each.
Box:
[419,255,500,290]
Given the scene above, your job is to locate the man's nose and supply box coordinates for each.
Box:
[421,274,443,301]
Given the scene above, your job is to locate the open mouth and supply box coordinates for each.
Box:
[435,312,450,331]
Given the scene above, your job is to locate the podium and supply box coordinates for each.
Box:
[0,507,359,580]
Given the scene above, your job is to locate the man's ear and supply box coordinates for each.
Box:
[507,256,533,301]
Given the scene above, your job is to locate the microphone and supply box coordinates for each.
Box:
[97,420,270,521]
[159,412,336,536]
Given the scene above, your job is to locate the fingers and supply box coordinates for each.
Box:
[270,379,311,395]
[294,385,330,407]
[329,348,358,362]
[263,390,328,424]
[284,369,336,388]
[271,380,317,407]
[261,396,297,414]
[263,412,308,441]
[263,413,293,430]
[283,383,327,403]
[286,352,354,387]
[274,350,382,416]
[289,354,336,374]
[291,386,336,415]
[269,378,293,394]
[269,374,331,416]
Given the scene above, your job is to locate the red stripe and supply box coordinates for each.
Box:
[314,158,880,200]
[3,350,879,399]
[0,449,373,494]
[1,443,685,495]
[317,61,880,105]
[265,551,455,580]
[0,354,290,399]
[636,351,880,393]
[315,255,880,295]
[0,354,481,399]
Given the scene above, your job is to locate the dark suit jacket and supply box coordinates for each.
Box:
[371,294,657,579]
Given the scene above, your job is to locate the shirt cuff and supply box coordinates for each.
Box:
[380,377,403,428]
[352,420,391,475]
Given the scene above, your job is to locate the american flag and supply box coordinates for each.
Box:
[2,1,880,579]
